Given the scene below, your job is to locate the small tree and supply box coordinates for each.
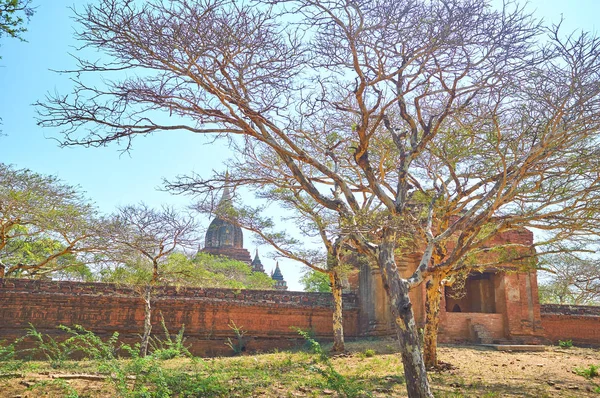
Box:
[103,203,198,356]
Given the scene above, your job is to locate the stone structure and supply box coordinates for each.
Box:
[352,228,549,344]
[271,262,288,291]
[540,304,600,346]
[250,250,265,273]
[201,182,252,264]
[0,279,359,356]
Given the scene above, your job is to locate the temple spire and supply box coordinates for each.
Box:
[218,171,232,207]
[251,248,265,273]
[271,261,288,291]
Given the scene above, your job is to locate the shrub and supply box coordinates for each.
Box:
[558,339,573,349]
[0,337,24,373]
[61,325,121,360]
[25,325,78,368]
[225,320,248,355]
[149,313,191,360]
[0,338,20,361]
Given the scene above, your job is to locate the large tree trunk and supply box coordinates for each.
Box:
[424,273,444,369]
[378,236,433,398]
[330,270,345,353]
[139,288,152,357]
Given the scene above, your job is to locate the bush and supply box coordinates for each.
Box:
[0,337,24,373]
[363,349,376,358]
[149,313,191,360]
[25,325,78,368]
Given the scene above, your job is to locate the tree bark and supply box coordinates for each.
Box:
[378,234,433,398]
[139,287,152,357]
[424,273,444,369]
[330,270,345,353]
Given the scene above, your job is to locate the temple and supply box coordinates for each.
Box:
[348,228,548,344]
[201,180,252,263]
[201,181,287,288]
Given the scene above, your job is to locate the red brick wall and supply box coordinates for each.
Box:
[0,279,359,356]
[439,312,505,343]
[541,305,600,346]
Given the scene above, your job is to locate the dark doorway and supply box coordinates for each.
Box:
[445,273,496,313]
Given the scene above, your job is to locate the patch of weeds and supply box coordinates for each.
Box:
[29,379,80,398]
[99,343,172,398]
[0,337,22,361]
[296,328,370,397]
[25,324,77,368]
[167,356,287,397]
[362,349,375,358]
[225,320,248,355]
[282,353,294,367]
[165,371,229,397]
[149,313,191,360]
[558,339,573,348]
[30,324,177,397]
[0,337,24,373]
[433,392,466,398]
[574,364,599,379]
[61,324,121,360]
[481,392,501,398]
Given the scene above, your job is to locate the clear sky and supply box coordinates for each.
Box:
[0,0,598,291]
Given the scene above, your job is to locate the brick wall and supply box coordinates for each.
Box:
[540,304,600,346]
[0,279,359,356]
[439,312,505,344]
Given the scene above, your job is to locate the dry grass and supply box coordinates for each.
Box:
[1,338,599,397]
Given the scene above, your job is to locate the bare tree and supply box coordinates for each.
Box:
[36,0,600,395]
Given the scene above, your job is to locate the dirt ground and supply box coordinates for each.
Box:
[1,342,599,397]
[432,345,600,397]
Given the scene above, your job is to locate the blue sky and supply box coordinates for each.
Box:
[0,0,598,291]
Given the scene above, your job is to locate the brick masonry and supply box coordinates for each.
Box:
[1,257,599,355]
[540,304,600,346]
[0,279,360,356]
